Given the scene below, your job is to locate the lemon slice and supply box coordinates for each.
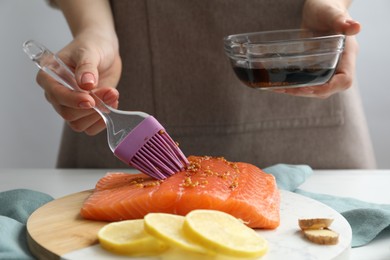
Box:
[97,219,168,256]
[144,213,209,254]
[183,210,268,258]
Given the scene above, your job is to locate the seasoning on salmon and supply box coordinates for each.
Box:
[80,156,280,229]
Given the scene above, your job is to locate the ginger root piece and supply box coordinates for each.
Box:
[298,218,333,230]
[302,228,339,245]
[298,218,339,245]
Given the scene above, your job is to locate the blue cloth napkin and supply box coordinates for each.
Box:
[0,189,53,259]
[264,164,390,247]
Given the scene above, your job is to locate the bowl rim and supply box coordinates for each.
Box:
[223,28,345,45]
[223,29,346,59]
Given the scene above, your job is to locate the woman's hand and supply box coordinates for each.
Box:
[36,33,122,135]
[273,0,361,98]
[36,0,122,135]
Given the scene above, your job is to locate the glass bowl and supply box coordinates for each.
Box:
[223,29,345,89]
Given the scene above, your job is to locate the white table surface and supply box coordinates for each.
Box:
[1,168,390,260]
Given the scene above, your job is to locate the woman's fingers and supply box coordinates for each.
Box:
[65,88,119,134]
[36,70,95,108]
[36,68,119,135]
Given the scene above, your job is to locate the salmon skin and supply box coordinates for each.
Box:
[80,156,280,229]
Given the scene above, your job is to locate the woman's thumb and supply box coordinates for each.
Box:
[74,50,100,91]
[338,18,361,36]
[331,11,361,36]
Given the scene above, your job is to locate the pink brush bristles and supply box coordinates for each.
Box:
[114,116,189,179]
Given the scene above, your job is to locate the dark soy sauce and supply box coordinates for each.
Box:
[233,66,335,89]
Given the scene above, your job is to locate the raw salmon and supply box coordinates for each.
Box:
[80,156,280,229]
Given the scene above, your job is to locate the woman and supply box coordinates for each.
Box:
[40,0,376,169]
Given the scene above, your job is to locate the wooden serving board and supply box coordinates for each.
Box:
[27,190,352,260]
[26,190,107,259]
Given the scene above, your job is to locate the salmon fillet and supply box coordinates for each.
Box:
[80,156,280,229]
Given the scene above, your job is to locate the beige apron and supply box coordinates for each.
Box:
[57,0,376,169]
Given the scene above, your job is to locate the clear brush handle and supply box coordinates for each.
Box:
[22,40,111,118]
